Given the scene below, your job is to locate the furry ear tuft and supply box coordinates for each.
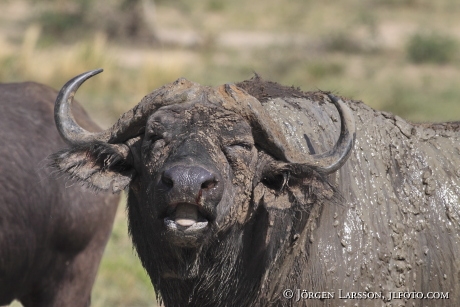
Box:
[49,142,135,193]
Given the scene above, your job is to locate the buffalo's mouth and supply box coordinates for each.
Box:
[164,203,210,232]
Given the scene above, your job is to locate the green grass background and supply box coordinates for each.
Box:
[2,0,460,305]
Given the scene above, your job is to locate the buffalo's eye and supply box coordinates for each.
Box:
[262,173,287,191]
[145,121,166,144]
[142,134,165,156]
[147,134,163,143]
[228,142,253,151]
[223,142,253,160]
[222,141,254,167]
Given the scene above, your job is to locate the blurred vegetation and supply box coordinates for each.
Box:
[3,0,460,306]
[91,198,157,306]
[26,0,158,44]
[406,32,458,64]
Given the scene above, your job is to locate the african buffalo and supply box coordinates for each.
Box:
[51,69,460,307]
[0,81,119,306]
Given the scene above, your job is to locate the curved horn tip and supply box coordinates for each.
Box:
[73,68,104,84]
[87,68,104,77]
[54,68,106,145]
[326,93,342,105]
[83,68,104,76]
[311,93,356,174]
[58,69,104,99]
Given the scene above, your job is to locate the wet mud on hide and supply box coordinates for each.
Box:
[245,78,460,307]
[50,71,460,307]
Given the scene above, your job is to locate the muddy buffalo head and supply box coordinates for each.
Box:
[51,69,355,283]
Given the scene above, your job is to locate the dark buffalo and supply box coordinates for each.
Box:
[0,81,119,306]
[51,69,460,307]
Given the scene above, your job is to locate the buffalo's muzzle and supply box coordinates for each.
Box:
[161,165,219,201]
[158,164,223,236]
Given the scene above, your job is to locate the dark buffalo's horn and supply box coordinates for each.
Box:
[55,71,203,147]
[306,94,355,174]
[54,69,111,145]
[222,85,355,175]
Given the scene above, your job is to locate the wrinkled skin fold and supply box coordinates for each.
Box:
[50,71,460,307]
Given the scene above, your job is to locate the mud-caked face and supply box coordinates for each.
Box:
[135,102,258,247]
[53,71,355,260]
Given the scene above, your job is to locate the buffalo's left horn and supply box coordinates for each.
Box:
[54,69,111,145]
[277,94,355,174]
[223,85,355,175]
[302,94,355,174]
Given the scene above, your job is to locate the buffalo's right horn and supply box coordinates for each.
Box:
[55,70,200,147]
[54,69,111,145]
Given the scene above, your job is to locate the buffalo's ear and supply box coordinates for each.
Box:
[254,151,289,192]
[49,141,137,193]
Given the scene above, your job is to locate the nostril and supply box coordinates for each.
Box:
[162,165,219,192]
[201,179,217,190]
[161,172,174,188]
